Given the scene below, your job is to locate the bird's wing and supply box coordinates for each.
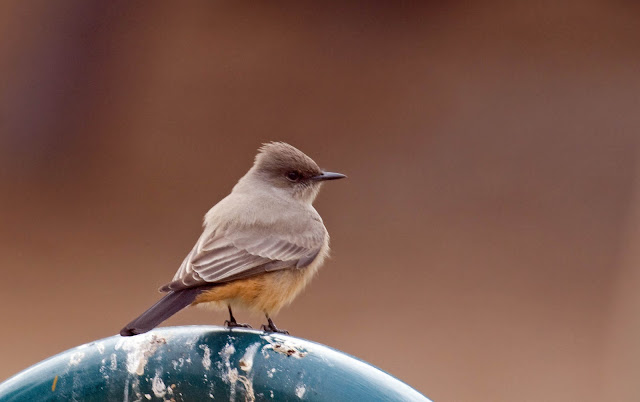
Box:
[160,220,326,292]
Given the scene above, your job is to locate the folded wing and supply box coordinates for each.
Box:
[160,221,325,292]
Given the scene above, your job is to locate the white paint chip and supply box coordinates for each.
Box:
[68,351,85,366]
[220,342,236,360]
[239,342,261,372]
[200,344,212,370]
[295,384,306,399]
[116,334,167,376]
[260,335,307,359]
[152,369,167,398]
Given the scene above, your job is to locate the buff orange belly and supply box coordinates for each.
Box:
[193,268,315,315]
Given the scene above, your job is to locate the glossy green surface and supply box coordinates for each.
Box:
[0,326,430,401]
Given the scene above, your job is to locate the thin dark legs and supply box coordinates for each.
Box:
[261,313,289,334]
[224,305,252,328]
[223,307,288,334]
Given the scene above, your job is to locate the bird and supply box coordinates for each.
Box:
[120,142,346,336]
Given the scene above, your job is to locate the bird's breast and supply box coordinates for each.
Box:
[194,242,328,314]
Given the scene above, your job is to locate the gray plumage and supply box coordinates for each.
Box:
[161,142,328,291]
[120,142,345,337]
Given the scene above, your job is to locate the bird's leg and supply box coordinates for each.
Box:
[224,305,252,328]
[260,314,289,334]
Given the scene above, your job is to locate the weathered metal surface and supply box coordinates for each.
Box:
[0,326,430,401]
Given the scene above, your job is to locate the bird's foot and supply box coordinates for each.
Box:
[261,319,289,335]
[224,320,252,329]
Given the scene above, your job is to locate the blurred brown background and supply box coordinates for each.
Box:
[1,1,640,401]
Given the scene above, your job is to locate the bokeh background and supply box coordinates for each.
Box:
[1,2,640,401]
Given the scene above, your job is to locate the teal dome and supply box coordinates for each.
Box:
[0,326,430,401]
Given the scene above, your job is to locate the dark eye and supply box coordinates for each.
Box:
[286,171,301,182]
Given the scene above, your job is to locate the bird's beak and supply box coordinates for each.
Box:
[311,171,347,181]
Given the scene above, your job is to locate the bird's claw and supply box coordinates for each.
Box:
[261,323,289,335]
[224,320,252,329]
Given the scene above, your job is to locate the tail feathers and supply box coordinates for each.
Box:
[120,288,204,336]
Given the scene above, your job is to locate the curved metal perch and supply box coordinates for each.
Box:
[0,326,430,401]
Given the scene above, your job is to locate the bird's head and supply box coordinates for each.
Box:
[247,142,346,203]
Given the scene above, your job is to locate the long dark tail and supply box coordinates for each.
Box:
[120,288,204,336]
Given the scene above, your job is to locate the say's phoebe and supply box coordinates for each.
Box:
[120,142,345,336]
